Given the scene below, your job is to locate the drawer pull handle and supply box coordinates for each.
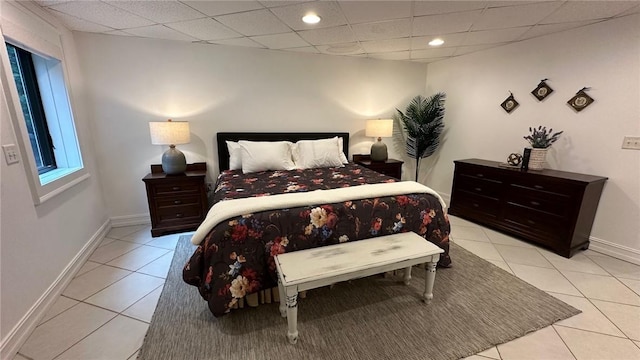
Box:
[472,203,479,208]
[527,219,536,225]
[476,173,484,178]
[172,186,181,191]
[475,187,482,192]
[533,185,544,190]
[175,213,183,218]
[174,200,182,205]
[530,201,540,206]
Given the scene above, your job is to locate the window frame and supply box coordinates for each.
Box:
[0,10,89,205]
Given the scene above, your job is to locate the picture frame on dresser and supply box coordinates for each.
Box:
[448,158,607,258]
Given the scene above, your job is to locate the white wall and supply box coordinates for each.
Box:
[425,15,640,256]
[73,33,428,220]
[0,1,109,350]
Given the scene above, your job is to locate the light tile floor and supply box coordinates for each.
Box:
[13,216,640,360]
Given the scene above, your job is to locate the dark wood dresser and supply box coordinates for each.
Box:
[449,159,607,257]
[142,162,209,237]
[353,154,403,180]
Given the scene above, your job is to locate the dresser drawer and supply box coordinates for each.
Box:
[152,182,201,196]
[509,176,579,197]
[506,185,571,218]
[503,203,566,245]
[456,174,502,198]
[456,163,503,182]
[453,191,500,218]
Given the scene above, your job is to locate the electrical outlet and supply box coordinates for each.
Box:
[2,144,19,164]
[622,136,640,150]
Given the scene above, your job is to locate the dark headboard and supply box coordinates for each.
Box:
[217,132,350,172]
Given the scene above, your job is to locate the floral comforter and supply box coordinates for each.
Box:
[183,163,451,317]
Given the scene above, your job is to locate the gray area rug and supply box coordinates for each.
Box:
[139,235,580,360]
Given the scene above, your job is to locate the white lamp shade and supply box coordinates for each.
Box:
[365,119,393,138]
[149,120,190,145]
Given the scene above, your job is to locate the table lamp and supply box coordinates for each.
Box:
[366,119,393,161]
[149,119,190,175]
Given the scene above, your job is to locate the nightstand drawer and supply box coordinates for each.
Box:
[153,182,201,196]
[156,195,201,208]
[157,204,203,223]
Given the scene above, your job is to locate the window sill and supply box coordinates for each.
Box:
[36,167,90,205]
[40,166,82,185]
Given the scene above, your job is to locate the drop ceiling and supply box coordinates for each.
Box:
[35,0,640,62]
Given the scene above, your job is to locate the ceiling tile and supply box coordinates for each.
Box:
[414,57,450,63]
[519,20,602,41]
[352,18,411,41]
[107,1,205,23]
[47,1,154,29]
[411,47,456,60]
[471,2,563,31]
[166,18,242,41]
[360,38,410,53]
[463,27,530,45]
[209,37,265,48]
[453,43,501,56]
[124,25,198,41]
[411,32,468,50]
[270,1,347,30]
[541,1,640,24]
[215,9,291,36]
[283,46,321,54]
[35,0,73,7]
[104,30,136,37]
[368,51,411,61]
[49,10,113,32]
[182,1,264,16]
[298,25,355,45]
[414,1,487,16]
[250,32,310,49]
[339,1,412,24]
[259,1,298,8]
[413,10,482,36]
[316,42,363,55]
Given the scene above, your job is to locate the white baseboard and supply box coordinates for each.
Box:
[110,213,150,227]
[589,236,640,265]
[0,219,111,360]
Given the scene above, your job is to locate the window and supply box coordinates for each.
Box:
[6,43,57,174]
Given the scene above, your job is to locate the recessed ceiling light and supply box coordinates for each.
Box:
[429,38,445,47]
[302,13,321,24]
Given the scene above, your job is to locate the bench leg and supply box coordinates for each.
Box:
[403,266,412,285]
[423,261,437,303]
[277,275,286,318]
[285,287,299,344]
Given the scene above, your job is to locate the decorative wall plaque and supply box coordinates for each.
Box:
[501,92,519,113]
[531,79,553,101]
[568,87,594,112]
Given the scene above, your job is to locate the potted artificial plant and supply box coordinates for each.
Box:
[393,93,446,182]
[524,126,563,170]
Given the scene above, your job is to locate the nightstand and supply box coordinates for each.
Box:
[353,154,403,180]
[142,162,209,237]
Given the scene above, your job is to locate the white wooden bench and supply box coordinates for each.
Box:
[275,232,444,344]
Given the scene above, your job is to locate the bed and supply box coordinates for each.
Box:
[183,132,451,317]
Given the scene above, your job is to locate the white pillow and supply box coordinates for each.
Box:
[293,137,345,169]
[238,140,296,173]
[226,141,242,170]
[337,137,349,164]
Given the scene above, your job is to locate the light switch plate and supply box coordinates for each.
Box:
[2,144,19,164]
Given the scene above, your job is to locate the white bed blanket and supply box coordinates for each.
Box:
[191,181,446,245]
